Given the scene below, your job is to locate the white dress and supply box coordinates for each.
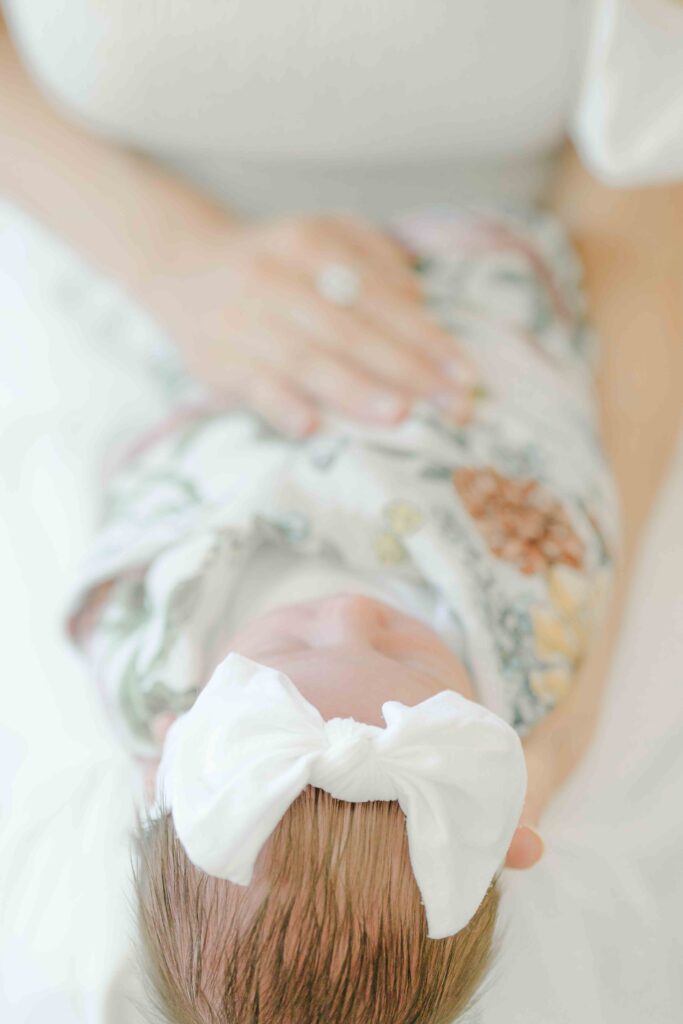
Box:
[4,0,683,218]
[3,2,683,1022]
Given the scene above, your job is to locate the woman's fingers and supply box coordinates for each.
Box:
[208,317,412,431]
[272,246,479,400]
[225,297,418,412]
[243,362,408,435]
[230,215,479,409]
[332,307,474,422]
[278,239,421,307]
[181,337,318,437]
[271,210,423,297]
[321,212,423,297]
[245,357,409,434]
[505,825,545,870]
[357,295,478,420]
[362,290,480,388]
[188,300,475,432]
[502,730,565,871]
[276,285,475,421]
[299,350,411,423]
[175,212,482,430]
[287,296,450,392]
[217,297,473,427]
[245,371,321,437]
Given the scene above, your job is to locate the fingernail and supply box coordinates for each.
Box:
[286,408,318,436]
[370,393,409,420]
[521,824,545,856]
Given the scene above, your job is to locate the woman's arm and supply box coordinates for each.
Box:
[0,19,243,303]
[522,139,683,818]
[0,19,475,432]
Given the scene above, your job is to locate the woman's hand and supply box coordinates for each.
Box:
[0,26,477,436]
[504,742,556,870]
[146,212,479,436]
[504,660,606,871]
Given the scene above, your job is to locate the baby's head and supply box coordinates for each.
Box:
[135,791,499,1024]
[134,593,529,1023]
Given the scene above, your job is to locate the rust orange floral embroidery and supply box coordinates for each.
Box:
[453,466,585,575]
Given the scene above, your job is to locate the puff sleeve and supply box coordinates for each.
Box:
[569,0,683,186]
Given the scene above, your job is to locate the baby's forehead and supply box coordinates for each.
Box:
[239,650,445,727]
[235,592,405,628]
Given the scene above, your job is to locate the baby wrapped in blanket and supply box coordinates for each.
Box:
[66,202,618,1023]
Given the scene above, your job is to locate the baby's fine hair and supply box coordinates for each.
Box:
[134,787,499,1024]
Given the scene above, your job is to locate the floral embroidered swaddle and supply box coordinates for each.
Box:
[65,202,620,758]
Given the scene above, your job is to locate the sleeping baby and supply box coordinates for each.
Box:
[65,202,618,1023]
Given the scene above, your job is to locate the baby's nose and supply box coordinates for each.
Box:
[314,593,387,646]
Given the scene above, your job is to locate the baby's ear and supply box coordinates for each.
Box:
[505,825,545,870]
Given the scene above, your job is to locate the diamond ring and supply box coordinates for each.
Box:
[314,262,362,306]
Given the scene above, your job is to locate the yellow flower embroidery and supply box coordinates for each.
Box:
[374,531,408,565]
[530,606,576,661]
[530,564,611,704]
[383,500,424,536]
[548,562,590,616]
[529,667,572,704]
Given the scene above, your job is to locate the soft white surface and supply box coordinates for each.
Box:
[2,205,683,1023]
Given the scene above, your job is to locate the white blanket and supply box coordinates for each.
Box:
[2,204,682,1024]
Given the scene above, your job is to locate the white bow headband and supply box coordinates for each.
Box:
[155,652,527,939]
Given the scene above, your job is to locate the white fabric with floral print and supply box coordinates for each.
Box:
[65,201,620,757]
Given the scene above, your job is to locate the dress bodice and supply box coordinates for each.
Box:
[4,0,589,215]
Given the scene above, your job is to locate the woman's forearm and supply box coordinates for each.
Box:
[525,140,683,796]
[548,139,683,575]
[0,21,242,305]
